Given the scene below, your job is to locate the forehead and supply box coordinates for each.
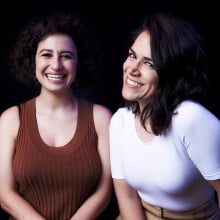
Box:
[132,31,151,55]
[38,33,77,51]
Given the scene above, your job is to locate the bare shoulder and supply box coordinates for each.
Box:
[93,104,112,132]
[93,103,112,120]
[0,106,20,122]
[0,106,20,135]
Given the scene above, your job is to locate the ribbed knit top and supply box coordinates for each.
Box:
[11,98,101,220]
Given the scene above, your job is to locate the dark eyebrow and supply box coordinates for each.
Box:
[39,49,52,54]
[129,47,153,62]
[39,49,75,56]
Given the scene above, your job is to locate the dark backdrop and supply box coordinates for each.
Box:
[0,0,219,219]
[0,0,219,116]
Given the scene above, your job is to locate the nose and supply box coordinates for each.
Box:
[128,61,141,76]
[51,56,62,71]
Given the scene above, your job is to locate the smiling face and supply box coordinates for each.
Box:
[122,31,158,109]
[35,33,78,93]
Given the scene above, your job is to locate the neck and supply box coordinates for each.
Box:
[36,90,77,112]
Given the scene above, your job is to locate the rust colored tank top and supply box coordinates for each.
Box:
[11,98,101,220]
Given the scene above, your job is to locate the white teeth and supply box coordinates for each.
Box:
[127,78,141,87]
[46,74,65,80]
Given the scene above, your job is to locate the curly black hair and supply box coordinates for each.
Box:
[9,11,100,88]
[125,13,208,135]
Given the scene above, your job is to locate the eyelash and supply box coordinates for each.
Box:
[41,53,73,59]
[128,51,135,59]
[128,51,155,68]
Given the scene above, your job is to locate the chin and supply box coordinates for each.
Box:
[122,95,135,102]
[122,91,134,101]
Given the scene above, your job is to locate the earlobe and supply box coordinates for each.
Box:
[33,75,40,84]
[73,78,79,88]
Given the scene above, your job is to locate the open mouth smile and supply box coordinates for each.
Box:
[45,73,66,80]
[127,78,143,87]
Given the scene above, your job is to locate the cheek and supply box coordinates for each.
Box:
[68,59,77,70]
[35,58,47,70]
[146,70,159,84]
[69,63,77,76]
[122,61,128,77]
[122,60,128,71]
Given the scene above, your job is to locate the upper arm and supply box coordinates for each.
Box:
[93,104,112,180]
[113,178,145,219]
[208,179,220,207]
[174,103,220,179]
[113,178,138,200]
[0,106,20,192]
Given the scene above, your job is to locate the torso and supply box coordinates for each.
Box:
[134,115,155,143]
[12,97,101,220]
[110,101,220,211]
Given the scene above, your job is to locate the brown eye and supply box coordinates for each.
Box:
[128,51,136,59]
[144,61,155,68]
[60,54,73,60]
[41,53,52,58]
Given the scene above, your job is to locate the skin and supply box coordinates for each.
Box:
[113,31,220,219]
[122,31,158,112]
[0,33,112,220]
[208,180,220,208]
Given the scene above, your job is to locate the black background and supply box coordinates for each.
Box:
[0,0,219,219]
[0,0,220,116]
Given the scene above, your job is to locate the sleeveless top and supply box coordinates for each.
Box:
[11,97,101,220]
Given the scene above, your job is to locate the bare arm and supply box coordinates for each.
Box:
[0,106,46,220]
[70,104,112,220]
[113,178,146,220]
[208,179,220,208]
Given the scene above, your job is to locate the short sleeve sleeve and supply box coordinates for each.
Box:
[109,109,125,179]
[174,101,220,180]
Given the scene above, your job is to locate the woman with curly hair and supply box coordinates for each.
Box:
[0,12,112,220]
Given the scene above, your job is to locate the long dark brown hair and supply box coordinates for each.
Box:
[124,13,207,135]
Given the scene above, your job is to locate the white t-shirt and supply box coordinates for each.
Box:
[110,100,220,211]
